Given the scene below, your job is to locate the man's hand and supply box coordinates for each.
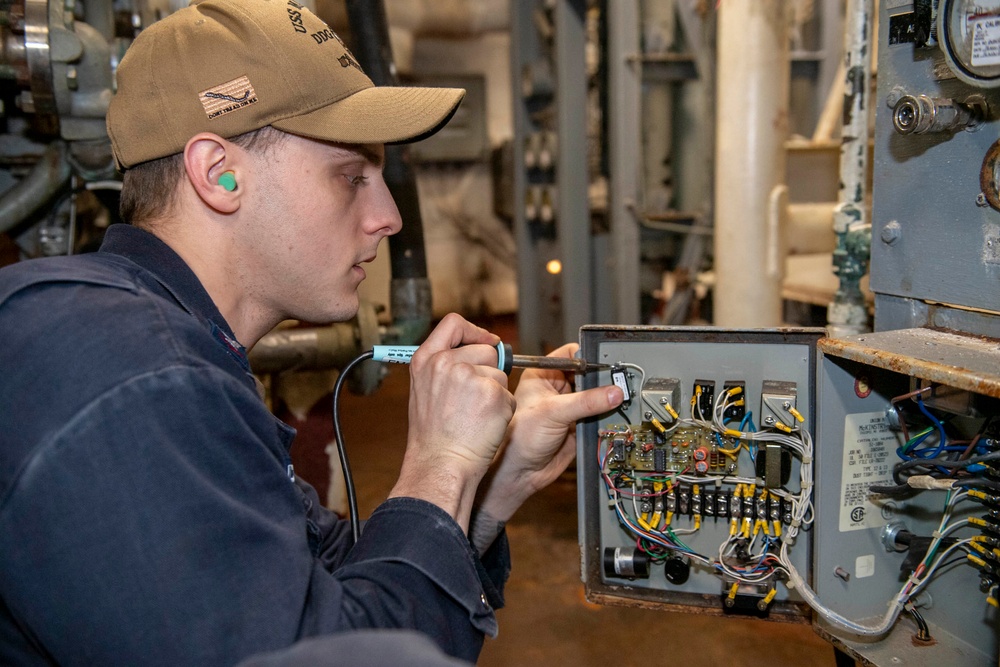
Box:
[388,314,516,531]
[471,343,623,552]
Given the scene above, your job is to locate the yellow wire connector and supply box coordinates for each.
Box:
[787,407,805,423]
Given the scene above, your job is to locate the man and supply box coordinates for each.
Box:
[0,1,623,665]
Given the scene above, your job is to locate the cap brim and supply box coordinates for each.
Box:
[271,86,465,146]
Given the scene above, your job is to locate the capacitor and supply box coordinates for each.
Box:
[693,446,709,461]
[663,556,691,585]
[603,547,650,579]
[694,460,710,475]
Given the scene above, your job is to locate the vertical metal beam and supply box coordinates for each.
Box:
[554,0,591,343]
[713,0,790,327]
[510,0,543,352]
[607,0,641,324]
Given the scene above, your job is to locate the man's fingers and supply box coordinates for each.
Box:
[542,384,624,425]
[420,313,500,354]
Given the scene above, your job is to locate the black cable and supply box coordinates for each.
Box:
[905,604,932,642]
[332,350,374,545]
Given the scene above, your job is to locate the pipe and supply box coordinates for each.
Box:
[827,0,874,337]
[787,202,837,255]
[0,141,72,235]
[319,0,509,37]
[344,1,432,345]
[248,324,362,374]
[713,0,790,327]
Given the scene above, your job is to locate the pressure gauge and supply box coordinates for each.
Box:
[939,0,1000,87]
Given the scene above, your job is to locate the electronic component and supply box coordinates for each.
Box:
[722,381,747,422]
[760,380,799,431]
[610,365,633,405]
[692,380,715,420]
[603,547,649,579]
[641,377,681,424]
[755,441,792,488]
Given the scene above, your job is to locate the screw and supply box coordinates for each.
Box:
[881,220,902,244]
[659,397,669,404]
[724,597,735,608]
[977,193,989,207]
[782,401,791,409]
[757,599,769,611]
[643,411,652,420]
[764,416,775,426]
[834,567,851,582]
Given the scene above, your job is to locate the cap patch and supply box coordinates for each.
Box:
[200,75,258,120]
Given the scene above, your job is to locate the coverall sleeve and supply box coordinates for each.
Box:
[0,364,505,667]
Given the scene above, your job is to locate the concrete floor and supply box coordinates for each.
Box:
[288,334,838,666]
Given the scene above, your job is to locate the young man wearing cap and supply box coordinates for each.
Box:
[0,1,623,665]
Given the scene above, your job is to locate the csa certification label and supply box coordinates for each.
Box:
[972,16,1000,66]
[839,412,896,532]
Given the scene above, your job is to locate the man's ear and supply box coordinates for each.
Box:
[183,133,243,214]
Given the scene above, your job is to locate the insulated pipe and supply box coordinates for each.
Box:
[827,0,874,337]
[0,141,72,235]
[344,1,432,345]
[713,0,790,327]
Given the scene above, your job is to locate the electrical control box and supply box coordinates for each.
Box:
[577,325,1000,666]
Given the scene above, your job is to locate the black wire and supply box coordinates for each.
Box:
[332,350,374,545]
[905,604,932,641]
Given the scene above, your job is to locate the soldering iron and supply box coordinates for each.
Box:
[372,342,610,375]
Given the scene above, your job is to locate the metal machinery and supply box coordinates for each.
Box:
[576,2,1000,665]
[0,0,450,392]
[510,1,845,352]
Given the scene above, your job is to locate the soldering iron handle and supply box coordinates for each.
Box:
[372,342,514,374]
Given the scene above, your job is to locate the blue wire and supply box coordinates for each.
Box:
[915,395,947,459]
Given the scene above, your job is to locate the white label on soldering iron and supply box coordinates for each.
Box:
[611,370,631,402]
[839,412,896,533]
[372,346,418,364]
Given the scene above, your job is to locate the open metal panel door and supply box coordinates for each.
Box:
[813,331,1000,666]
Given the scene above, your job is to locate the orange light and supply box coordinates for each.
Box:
[546,259,562,274]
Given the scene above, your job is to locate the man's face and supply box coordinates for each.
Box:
[239,134,401,326]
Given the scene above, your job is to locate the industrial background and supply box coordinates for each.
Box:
[2,0,1000,665]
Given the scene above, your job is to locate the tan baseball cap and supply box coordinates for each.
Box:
[106,0,465,169]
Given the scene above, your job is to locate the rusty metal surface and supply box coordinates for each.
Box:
[814,620,993,667]
[586,588,811,624]
[819,328,1000,398]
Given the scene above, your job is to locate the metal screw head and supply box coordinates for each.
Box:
[881,220,902,244]
[977,193,989,207]
[659,397,669,404]
[643,411,652,420]
[763,416,775,425]
[757,599,769,611]
[724,597,735,608]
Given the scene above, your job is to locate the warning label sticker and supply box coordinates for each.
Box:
[972,16,1000,67]
[839,412,897,532]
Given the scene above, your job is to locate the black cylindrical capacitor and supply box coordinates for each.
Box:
[664,556,691,585]
[603,547,651,579]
